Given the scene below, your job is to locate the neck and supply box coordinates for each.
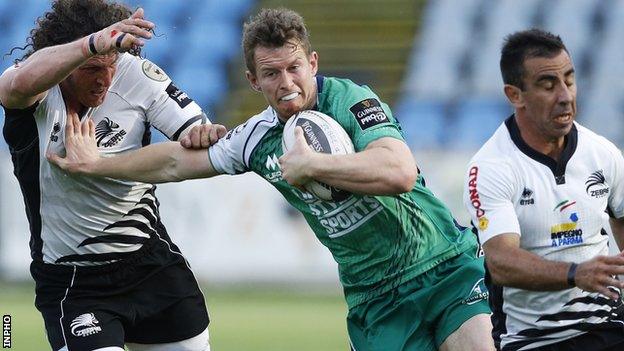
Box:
[515,113,566,161]
[59,82,86,115]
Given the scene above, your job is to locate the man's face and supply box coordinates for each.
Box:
[517,50,577,140]
[63,53,118,107]
[246,43,318,121]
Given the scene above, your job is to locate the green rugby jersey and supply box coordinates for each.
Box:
[209,76,477,308]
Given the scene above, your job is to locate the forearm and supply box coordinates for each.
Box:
[86,142,217,183]
[307,142,417,196]
[7,40,88,101]
[486,246,571,290]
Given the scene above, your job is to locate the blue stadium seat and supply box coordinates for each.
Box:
[447,98,510,150]
[170,65,227,110]
[393,99,447,150]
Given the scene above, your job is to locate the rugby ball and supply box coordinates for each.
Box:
[282,110,354,201]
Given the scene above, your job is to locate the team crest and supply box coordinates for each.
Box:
[141,60,168,82]
[70,313,102,337]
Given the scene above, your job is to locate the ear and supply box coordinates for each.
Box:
[309,51,319,76]
[503,84,524,109]
[246,71,261,92]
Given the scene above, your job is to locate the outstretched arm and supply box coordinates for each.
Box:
[47,112,221,183]
[0,8,153,109]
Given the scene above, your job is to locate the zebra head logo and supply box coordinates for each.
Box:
[70,313,102,337]
[585,170,609,198]
[95,117,125,147]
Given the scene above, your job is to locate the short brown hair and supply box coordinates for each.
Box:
[242,8,312,74]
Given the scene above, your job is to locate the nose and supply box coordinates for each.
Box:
[557,83,573,105]
[279,71,294,90]
[95,68,114,86]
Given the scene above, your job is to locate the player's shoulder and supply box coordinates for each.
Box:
[224,106,280,141]
[112,54,170,89]
[470,120,516,166]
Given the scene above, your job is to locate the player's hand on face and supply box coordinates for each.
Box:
[46,112,100,174]
[279,126,316,190]
[575,255,624,300]
[85,7,154,56]
[180,124,227,149]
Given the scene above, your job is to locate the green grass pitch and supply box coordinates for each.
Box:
[0,283,348,351]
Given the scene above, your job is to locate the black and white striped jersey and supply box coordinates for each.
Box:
[463,116,624,350]
[2,53,206,265]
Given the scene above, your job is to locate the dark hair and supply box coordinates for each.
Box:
[500,28,568,90]
[10,0,133,62]
[242,8,311,74]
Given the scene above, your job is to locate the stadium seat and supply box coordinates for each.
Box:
[447,98,510,150]
[393,99,447,150]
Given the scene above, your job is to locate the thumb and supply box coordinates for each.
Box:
[46,152,63,168]
[180,135,191,149]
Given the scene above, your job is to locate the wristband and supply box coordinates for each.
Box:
[567,262,578,287]
[82,34,98,58]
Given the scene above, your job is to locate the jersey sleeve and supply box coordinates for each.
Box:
[463,160,521,244]
[208,121,253,175]
[328,82,403,151]
[606,144,624,218]
[123,56,207,140]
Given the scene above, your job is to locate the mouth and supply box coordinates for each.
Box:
[279,92,299,102]
[553,112,573,124]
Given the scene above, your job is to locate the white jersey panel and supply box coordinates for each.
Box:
[209,107,278,175]
[464,118,623,350]
[22,54,207,265]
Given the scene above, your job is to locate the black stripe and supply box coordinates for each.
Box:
[125,207,157,228]
[564,295,619,308]
[138,197,159,216]
[2,103,43,261]
[104,220,156,236]
[505,116,577,185]
[484,259,506,350]
[243,115,277,169]
[537,309,614,322]
[55,251,139,263]
[115,33,126,48]
[89,34,97,54]
[171,114,202,141]
[78,234,149,247]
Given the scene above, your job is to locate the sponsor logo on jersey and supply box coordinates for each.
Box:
[585,170,609,198]
[478,216,489,231]
[50,122,60,142]
[467,166,486,219]
[141,60,168,82]
[551,213,583,247]
[462,278,489,305]
[313,195,384,238]
[70,313,102,337]
[166,82,193,108]
[349,98,389,130]
[95,117,126,147]
[264,154,282,182]
[520,187,534,205]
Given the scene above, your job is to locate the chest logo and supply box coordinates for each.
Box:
[585,170,609,198]
[95,117,126,147]
[264,154,282,183]
[50,122,61,142]
[520,187,535,205]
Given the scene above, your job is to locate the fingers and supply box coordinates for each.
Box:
[46,152,64,169]
[130,7,144,20]
[81,117,90,136]
[180,124,226,149]
[88,119,95,139]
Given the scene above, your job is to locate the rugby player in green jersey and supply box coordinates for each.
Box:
[49,8,495,351]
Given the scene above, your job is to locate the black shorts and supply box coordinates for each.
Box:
[31,239,209,351]
[529,321,624,351]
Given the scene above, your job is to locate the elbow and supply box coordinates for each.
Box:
[485,258,510,286]
[389,165,418,194]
